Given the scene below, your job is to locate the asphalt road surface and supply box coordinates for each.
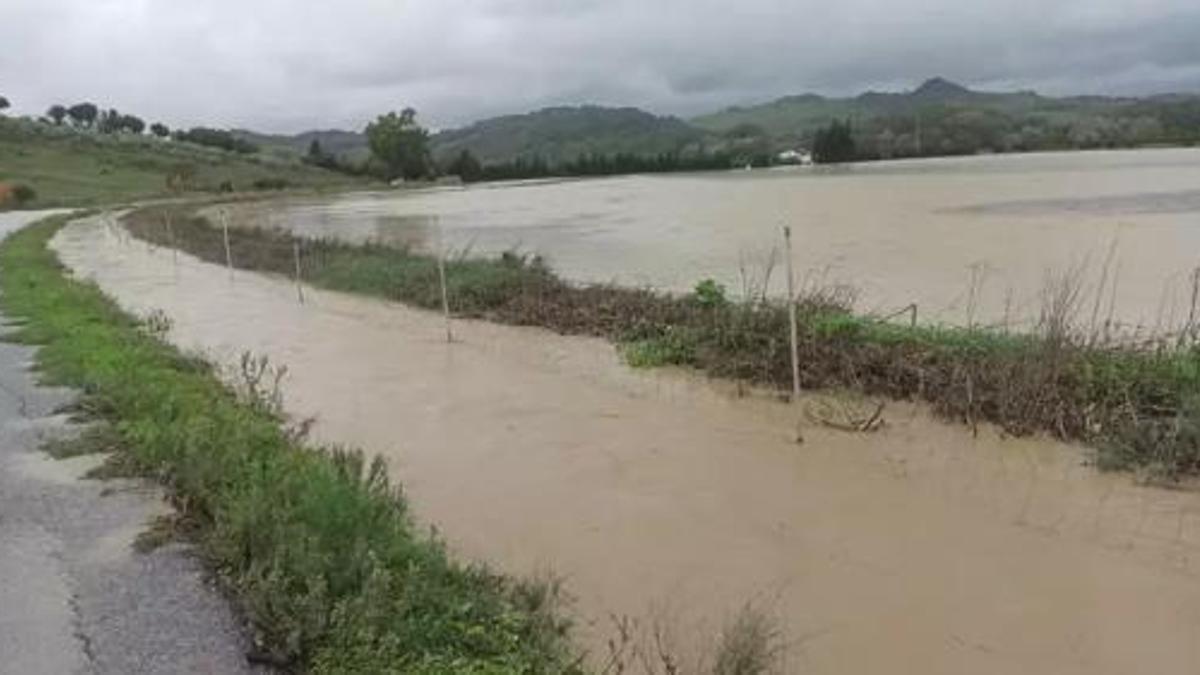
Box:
[0,210,260,674]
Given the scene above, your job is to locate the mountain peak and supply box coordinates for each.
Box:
[912,77,972,98]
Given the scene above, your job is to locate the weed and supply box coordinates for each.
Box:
[712,604,784,675]
[692,279,728,308]
[596,602,784,675]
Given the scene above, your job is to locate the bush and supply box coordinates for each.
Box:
[252,177,291,191]
[12,184,36,205]
[692,278,728,308]
[174,127,258,154]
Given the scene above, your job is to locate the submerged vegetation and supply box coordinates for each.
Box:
[0,215,579,673]
[126,204,1200,480]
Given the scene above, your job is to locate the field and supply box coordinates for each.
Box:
[0,117,364,208]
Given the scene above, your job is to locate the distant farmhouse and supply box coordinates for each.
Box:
[776,149,814,165]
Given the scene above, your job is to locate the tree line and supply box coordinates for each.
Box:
[815,101,1200,162]
[358,107,803,185]
[29,100,258,153]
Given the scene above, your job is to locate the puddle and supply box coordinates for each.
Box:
[53,215,1200,674]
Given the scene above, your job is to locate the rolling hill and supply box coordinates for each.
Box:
[48,77,1189,190]
[232,128,372,163]
[427,105,706,165]
[693,77,1200,157]
[246,79,1200,171]
[0,117,362,208]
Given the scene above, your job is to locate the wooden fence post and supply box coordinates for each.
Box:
[783,225,800,401]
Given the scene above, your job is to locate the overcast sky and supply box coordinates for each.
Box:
[3,0,1200,133]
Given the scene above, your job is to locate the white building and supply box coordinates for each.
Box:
[777,149,814,166]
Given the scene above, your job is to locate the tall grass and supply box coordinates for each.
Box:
[123,205,1200,480]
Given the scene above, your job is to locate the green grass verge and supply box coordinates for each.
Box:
[124,204,1200,480]
[0,214,578,673]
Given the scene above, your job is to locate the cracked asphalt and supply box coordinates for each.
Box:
[0,211,261,674]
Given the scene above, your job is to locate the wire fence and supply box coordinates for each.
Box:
[113,204,1200,357]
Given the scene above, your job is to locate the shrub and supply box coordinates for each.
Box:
[692,278,728,308]
[252,177,291,191]
[12,184,37,205]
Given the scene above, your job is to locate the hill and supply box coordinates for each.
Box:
[427,105,708,165]
[182,78,1200,180]
[0,117,362,208]
[693,77,1200,158]
[232,128,371,163]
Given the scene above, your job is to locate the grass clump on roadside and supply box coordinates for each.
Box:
[122,204,1200,480]
[0,214,579,673]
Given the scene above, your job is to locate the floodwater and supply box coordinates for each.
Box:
[54,214,1200,673]
[217,147,1200,329]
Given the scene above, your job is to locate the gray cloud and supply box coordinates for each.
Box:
[2,0,1199,133]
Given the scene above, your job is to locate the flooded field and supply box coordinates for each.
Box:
[219,148,1200,329]
[55,215,1200,674]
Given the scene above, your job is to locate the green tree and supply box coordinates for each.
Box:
[47,104,67,125]
[365,108,431,180]
[812,119,857,164]
[121,115,145,134]
[150,122,170,138]
[97,108,124,134]
[67,102,98,128]
[0,96,10,113]
[447,149,483,182]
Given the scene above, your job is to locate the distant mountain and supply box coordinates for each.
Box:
[692,77,1200,157]
[231,78,1200,172]
[232,128,369,162]
[428,105,706,165]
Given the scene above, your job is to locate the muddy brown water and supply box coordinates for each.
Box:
[216,148,1200,330]
[56,215,1200,673]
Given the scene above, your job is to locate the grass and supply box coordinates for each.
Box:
[0,117,364,208]
[124,204,1200,480]
[0,214,580,673]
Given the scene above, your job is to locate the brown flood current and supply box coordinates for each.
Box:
[215,148,1200,330]
[56,215,1200,674]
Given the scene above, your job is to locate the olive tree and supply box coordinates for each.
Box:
[47,104,67,125]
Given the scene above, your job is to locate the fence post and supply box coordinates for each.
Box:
[437,223,453,343]
[293,239,305,305]
[783,225,801,401]
[220,209,234,279]
[164,212,178,271]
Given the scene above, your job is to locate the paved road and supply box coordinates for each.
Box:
[0,210,260,674]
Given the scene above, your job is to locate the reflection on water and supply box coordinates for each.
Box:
[219,147,1200,330]
[55,215,1200,675]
